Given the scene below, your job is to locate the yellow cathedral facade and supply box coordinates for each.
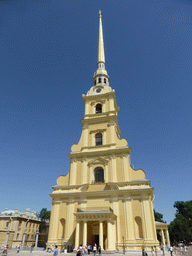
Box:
[48,12,169,251]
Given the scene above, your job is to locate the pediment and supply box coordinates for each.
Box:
[88,157,108,166]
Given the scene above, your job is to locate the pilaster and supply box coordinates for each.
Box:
[124,199,135,242]
[70,159,77,185]
[66,201,75,242]
[75,221,80,249]
[48,200,60,242]
[141,196,154,242]
[81,158,87,184]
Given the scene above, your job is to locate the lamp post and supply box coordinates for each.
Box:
[59,238,64,253]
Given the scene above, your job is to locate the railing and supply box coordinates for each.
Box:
[77,207,113,213]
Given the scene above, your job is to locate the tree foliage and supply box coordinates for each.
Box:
[154,210,164,241]
[169,201,192,243]
[38,208,51,220]
[154,210,164,223]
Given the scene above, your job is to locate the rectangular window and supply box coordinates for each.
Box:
[6,222,9,228]
[16,234,19,240]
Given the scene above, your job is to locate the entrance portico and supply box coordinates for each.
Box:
[74,207,116,251]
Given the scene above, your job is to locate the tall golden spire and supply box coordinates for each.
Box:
[93,11,109,86]
[98,10,105,65]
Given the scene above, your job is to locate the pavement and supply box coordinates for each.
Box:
[0,250,192,256]
[2,249,192,256]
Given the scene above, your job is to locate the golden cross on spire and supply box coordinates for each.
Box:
[99,10,102,16]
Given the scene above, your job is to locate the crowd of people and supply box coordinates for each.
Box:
[77,244,101,256]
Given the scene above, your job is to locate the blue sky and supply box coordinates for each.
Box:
[0,0,191,224]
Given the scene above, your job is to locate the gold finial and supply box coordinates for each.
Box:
[99,10,102,16]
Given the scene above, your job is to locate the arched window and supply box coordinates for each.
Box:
[94,167,104,183]
[96,104,102,113]
[104,78,106,84]
[94,80,96,85]
[99,77,101,83]
[95,133,102,146]
[135,216,143,238]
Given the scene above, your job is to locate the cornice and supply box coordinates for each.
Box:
[68,146,132,158]
[49,186,153,199]
[82,91,116,101]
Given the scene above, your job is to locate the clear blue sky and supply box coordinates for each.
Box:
[0,0,191,224]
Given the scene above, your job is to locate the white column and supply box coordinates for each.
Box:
[122,154,130,181]
[75,222,80,250]
[21,232,26,248]
[5,230,10,246]
[124,199,135,241]
[70,159,77,185]
[160,229,165,245]
[83,221,87,246]
[165,229,170,246]
[35,230,39,247]
[81,158,87,184]
[141,197,154,241]
[99,221,103,250]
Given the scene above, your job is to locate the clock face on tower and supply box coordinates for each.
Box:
[94,87,103,94]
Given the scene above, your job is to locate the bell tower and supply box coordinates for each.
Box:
[48,12,162,252]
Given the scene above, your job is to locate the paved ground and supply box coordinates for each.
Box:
[2,248,192,256]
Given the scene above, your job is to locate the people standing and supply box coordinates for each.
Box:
[154,246,158,256]
[53,245,59,256]
[17,244,21,253]
[2,246,8,256]
[98,245,101,256]
[169,246,173,256]
[93,244,97,256]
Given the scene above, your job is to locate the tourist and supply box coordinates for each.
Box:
[93,244,97,256]
[2,246,8,256]
[184,246,188,255]
[151,247,155,256]
[98,245,101,256]
[154,246,158,256]
[88,244,91,254]
[53,245,59,256]
[17,244,21,253]
[169,246,173,256]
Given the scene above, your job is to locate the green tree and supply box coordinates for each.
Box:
[154,210,164,223]
[154,210,164,241]
[169,201,192,243]
[38,208,51,220]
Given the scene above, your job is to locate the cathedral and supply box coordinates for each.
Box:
[47,12,169,251]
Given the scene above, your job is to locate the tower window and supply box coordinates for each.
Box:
[94,167,104,183]
[95,133,102,146]
[104,78,106,84]
[95,80,96,85]
[98,78,101,83]
[96,104,102,113]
